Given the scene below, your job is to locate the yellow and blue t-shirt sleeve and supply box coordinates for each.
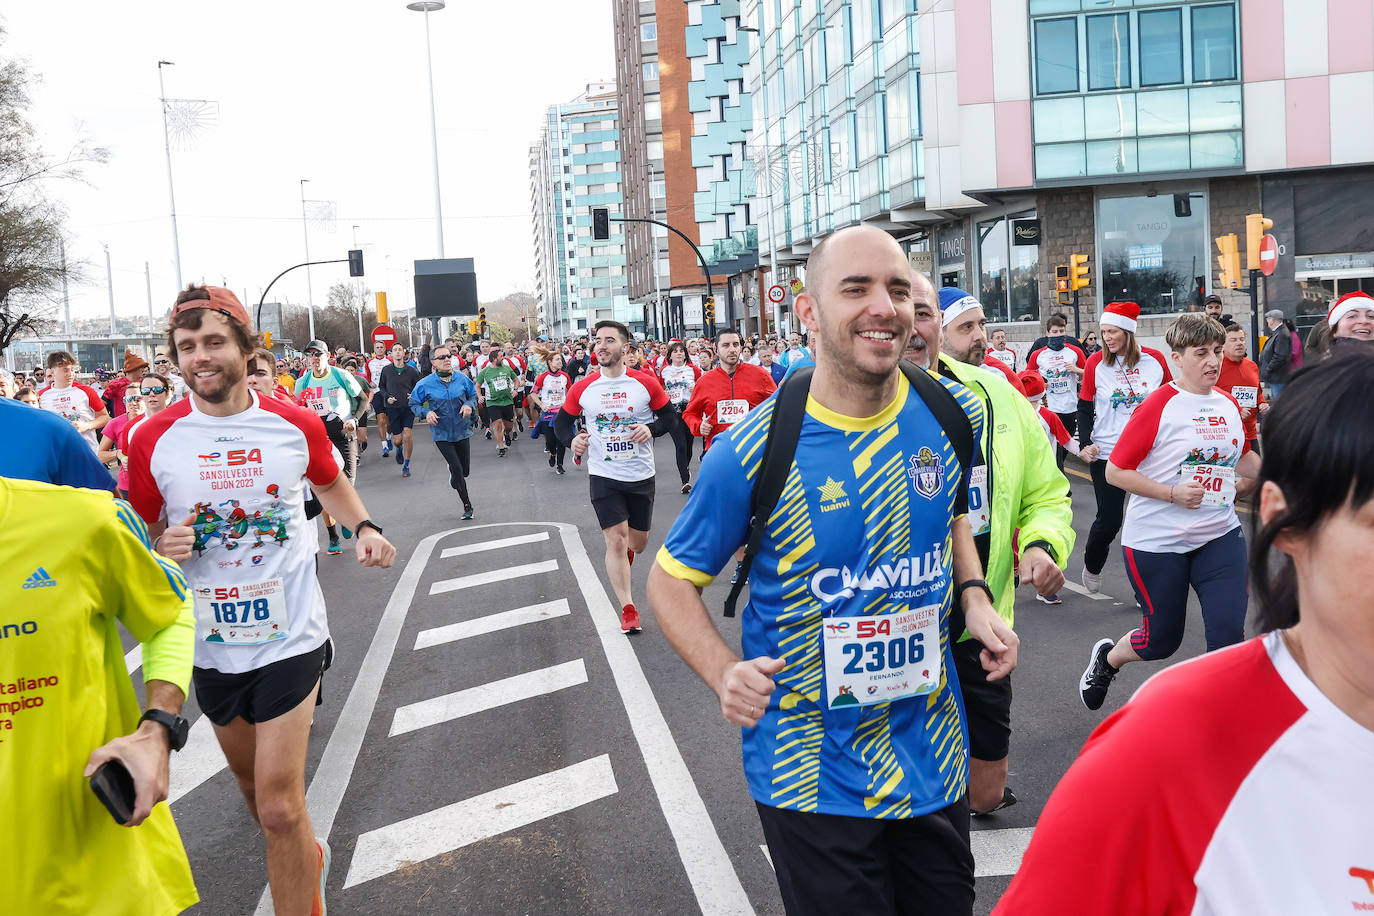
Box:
[656,430,755,586]
[108,498,195,695]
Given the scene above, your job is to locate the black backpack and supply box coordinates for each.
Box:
[723,361,977,617]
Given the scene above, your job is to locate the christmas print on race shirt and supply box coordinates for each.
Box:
[562,369,669,482]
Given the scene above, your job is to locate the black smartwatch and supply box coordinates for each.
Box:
[355,519,384,536]
[954,578,995,607]
[1022,539,1058,564]
[140,709,190,752]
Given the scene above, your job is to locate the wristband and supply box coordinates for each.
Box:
[954,578,995,607]
[1022,540,1058,564]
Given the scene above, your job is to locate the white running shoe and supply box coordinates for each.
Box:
[1081,568,1102,594]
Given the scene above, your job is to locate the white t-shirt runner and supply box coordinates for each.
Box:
[366,356,391,387]
[38,383,104,449]
[127,392,341,673]
[988,346,1019,371]
[534,371,569,411]
[660,363,701,408]
[1079,348,1171,460]
[561,368,669,482]
[1110,383,1249,553]
[1027,344,1087,415]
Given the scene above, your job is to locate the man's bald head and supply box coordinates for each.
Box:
[805,225,905,296]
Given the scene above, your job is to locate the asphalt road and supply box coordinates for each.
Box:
[126,422,1249,915]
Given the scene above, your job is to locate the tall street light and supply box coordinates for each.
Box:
[737,25,781,335]
[300,179,316,340]
[156,61,184,290]
[407,0,447,260]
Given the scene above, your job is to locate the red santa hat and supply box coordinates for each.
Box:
[1018,369,1046,401]
[1099,301,1140,334]
[1328,290,1374,328]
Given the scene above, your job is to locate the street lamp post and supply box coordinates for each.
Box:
[156,61,184,291]
[299,179,316,340]
[407,0,447,260]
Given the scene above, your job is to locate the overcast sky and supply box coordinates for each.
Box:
[6,0,614,325]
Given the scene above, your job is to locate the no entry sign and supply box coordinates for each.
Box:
[1259,234,1278,277]
[371,324,397,348]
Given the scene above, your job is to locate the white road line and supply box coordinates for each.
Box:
[389,660,588,737]
[760,844,773,869]
[428,559,559,596]
[971,826,1035,878]
[552,523,754,915]
[438,531,549,559]
[413,598,570,651]
[343,754,619,890]
[1063,581,1113,601]
[168,717,227,805]
[253,526,457,915]
[125,644,142,675]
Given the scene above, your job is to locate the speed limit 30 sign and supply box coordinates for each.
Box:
[767,285,786,303]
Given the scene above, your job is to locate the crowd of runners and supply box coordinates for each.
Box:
[5,255,1373,914]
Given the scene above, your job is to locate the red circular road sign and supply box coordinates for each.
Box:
[767,284,786,303]
[371,324,397,347]
[1259,234,1279,277]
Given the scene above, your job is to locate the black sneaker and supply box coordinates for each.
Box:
[485,429,493,440]
[972,786,1018,817]
[556,465,566,475]
[548,453,556,468]
[1079,638,1119,711]
[462,504,474,520]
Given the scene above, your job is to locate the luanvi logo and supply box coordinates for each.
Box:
[21,568,56,589]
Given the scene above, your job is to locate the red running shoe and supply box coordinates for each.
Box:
[620,605,641,634]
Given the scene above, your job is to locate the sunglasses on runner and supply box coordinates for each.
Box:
[140,385,168,395]
[305,349,323,357]
[432,354,452,360]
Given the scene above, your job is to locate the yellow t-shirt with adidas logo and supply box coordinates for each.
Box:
[0,478,198,915]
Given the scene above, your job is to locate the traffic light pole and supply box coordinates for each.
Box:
[611,216,714,337]
[1072,289,1081,339]
[257,258,349,333]
[1249,269,1260,349]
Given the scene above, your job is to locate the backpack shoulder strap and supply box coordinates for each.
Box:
[723,365,813,617]
[900,359,975,480]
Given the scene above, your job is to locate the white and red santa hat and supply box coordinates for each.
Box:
[1099,301,1140,333]
[1328,290,1374,328]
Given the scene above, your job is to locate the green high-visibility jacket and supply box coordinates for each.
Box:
[936,356,1075,634]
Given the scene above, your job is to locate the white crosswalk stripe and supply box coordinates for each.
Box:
[438,531,549,558]
[428,558,559,595]
[413,598,570,650]
[388,659,588,736]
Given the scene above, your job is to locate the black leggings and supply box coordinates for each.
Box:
[543,427,566,468]
[667,408,693,484]
[434,439,472,505]
[1054,412,1077,472]
[1085,459,1127,575]
[1123,527,1248,661]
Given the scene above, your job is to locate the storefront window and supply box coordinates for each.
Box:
[1097,190,1206,315]
[977,210,1040,323]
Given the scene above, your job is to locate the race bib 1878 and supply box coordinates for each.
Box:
[194,578,290,645]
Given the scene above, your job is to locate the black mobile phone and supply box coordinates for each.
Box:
[89,759,136,825]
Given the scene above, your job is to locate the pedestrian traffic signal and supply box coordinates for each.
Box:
[348,249,364,278]
[1245,213,1274,272]
[1215,233,1241,290]
[1070,253,1091,291]
[263,331,274,348]
[592,208,610,241]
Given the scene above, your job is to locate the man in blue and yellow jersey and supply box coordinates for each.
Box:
[0,477,198,915]
[921,289,1074,817]
[649,225,1018,914]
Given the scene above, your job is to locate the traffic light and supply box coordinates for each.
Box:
[1069,253,1091,291]
[263,331,274,348]
[479,307,488,335]
[1055,265,1071,304]
[467,319,478,335]
[1215,233,1241,290]
[703,297,716,323]
[1245,213,1274,272]
[592,208,610,241]
[375,291,389,324]
[348,249,364,277]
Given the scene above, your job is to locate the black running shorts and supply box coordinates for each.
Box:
[384,404,414,430]
[485,403,515,422]
[589,474,655,532]
[193,640,331,727]
[952,636,1013,761]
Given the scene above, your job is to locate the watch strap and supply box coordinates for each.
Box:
[356,519,383,536]
[140,709,188,751]
[954,578,995,607]
[1022,539,1058,564]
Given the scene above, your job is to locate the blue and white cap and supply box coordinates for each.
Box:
[938,287,983,328]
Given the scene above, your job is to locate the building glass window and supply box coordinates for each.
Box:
[1191,4,1236,82]
[1035,18,1079,94]
[886,75,911,144]
[643,61,659,81]
[1086,14,1130,91]
[976,210,1039,323]
[1097,190,1206,315]
[1138,9,1183,87]
[641,23,657,42]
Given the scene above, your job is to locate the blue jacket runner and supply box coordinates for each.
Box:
[409,372,479,442]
